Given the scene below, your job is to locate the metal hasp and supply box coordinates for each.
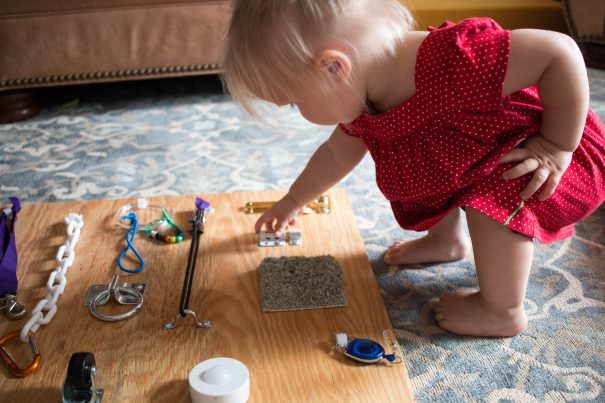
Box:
[62,352,104,403]
[162,197,213,330]
[86,275,145,322]
[244,194,331,214]
[0,293,26,320]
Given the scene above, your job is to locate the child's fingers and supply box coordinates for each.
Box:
[538,175,560,201]
[267,219,277,233]
[254,218,263,234]
[498,148,529,164]
[502,158,539,180]
[274,220,288,237]
[255,214,273,233]
[519,167,550,200]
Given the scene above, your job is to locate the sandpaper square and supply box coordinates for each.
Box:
[258,255,348,312]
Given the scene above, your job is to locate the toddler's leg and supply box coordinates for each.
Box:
[384,208,472,265]
[435,208,532,337]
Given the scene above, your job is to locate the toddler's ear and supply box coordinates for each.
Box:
[316,50,352,81]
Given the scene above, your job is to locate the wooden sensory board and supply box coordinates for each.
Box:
[0,189,414,402]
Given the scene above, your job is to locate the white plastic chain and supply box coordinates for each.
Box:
[20,213,84,342]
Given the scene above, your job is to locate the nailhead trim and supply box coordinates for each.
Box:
[0,64,222,87]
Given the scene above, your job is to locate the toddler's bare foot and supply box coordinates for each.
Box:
[383,234,471,266]
[435,291,528,337]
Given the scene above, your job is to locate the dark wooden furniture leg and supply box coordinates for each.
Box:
[0,91,41,123]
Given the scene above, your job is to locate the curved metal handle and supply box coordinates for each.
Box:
[90,287,144,322]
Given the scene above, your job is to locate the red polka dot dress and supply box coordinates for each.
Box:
[340,18,605,243]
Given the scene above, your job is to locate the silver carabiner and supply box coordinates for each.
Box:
[0,294,27,320]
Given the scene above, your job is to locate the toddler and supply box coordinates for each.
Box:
[222,0,605,337]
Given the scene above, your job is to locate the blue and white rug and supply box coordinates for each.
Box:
[1,70,605,402]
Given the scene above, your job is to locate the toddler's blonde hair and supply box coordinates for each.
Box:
[222,0,414,114]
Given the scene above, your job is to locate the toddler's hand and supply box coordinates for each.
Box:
[254,194,304,236]
[499,134,573,201]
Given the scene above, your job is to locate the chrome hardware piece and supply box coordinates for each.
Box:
[288,229,302,246]
[245,194,331,214]
[259,230,286,247]
[259,229,302,247]
[87,275,144,322]
[0,294,27,320]
[162,309,213,330]
[84,279,146,306]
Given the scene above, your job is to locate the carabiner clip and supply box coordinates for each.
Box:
[0,330,41,377]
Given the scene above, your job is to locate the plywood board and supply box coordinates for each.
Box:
[0,189,414,402]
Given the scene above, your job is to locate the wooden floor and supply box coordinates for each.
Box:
[0,189,414,402]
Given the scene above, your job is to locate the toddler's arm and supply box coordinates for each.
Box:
[289,126,367,205]
[500,29,589,200]
[254,125,367,235]
[503,29,588,151]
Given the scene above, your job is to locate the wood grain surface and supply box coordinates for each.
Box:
[0,189,414,402]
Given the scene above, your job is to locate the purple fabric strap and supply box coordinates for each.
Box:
[0,197,20,295]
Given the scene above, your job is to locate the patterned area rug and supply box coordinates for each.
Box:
[2,70,605,402]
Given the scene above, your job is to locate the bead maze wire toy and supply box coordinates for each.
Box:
[162,197,213,330]
[114,198,184,244]
[144,208,185,244]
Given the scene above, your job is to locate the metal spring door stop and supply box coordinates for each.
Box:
[162,197,213,329]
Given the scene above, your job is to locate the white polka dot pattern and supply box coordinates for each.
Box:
[340,18,605,243]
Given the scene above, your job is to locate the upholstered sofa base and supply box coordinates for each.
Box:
[0,1,231,91]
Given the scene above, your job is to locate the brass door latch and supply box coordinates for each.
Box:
[245,195,331,214]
